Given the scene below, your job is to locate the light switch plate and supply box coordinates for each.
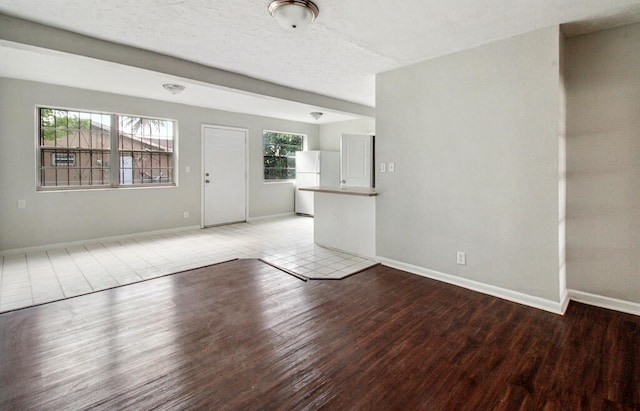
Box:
[380,163,386,173]
[388,162,395,172]
[17,200,26,209]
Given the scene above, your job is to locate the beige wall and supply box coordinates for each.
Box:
[565,23,640,304]
[376,27,564,305]
[0,78,319,251]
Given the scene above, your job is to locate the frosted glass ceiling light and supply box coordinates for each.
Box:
[310,112,323,120]
[162,84,185,94]
[269,0,319,30]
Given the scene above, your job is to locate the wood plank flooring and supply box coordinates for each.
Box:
[0,259,638,410]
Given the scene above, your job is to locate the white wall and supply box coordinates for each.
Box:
[565,23,640,304]
[318,118,375,152]
[0,78,319,251]
[376,27,565,306]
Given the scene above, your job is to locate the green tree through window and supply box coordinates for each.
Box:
[40,109,92,142]
[263,131,304,180]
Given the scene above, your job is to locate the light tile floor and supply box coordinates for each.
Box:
[261,245,378,280]
[0,215,377,313]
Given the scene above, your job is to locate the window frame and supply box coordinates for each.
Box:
[35,106,178,191]
[262,130,305,182]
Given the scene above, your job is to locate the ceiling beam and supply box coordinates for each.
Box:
[0,13,375,118]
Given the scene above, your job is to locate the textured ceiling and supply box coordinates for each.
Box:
[1,0,640,110]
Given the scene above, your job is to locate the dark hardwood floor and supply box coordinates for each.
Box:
[0,259,638,410]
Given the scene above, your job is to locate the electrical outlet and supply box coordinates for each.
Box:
[388,162,395,172]
[185,166,191,174]
[17,200,26,209]
[380,163,386,173]
[183,211,190,219]
[456,251,466,265]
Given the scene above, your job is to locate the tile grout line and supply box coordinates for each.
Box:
[58,248,93,297]
[22,253,35,306]
[93,241,143,284]
[46,249,69,299]
[87,243,131,284]
[72,245,119,290]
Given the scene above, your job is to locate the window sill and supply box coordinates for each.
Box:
[37,184,177,193]
[263,180,295,185]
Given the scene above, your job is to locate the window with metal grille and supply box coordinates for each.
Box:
[117,115,174,185]
[263,131,304,181]
[37,108,176,190]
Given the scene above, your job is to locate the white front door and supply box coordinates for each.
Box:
[341,134,373,187]
[202,126,247,227]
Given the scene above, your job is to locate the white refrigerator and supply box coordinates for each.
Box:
[295,150,340,216]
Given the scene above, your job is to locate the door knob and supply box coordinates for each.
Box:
[205,173,210,177]
[205,180,210,183]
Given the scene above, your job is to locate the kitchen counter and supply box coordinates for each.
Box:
[298,185,377,197]
[300,186,376,258]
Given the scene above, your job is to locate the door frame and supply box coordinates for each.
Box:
[200,124,250,228]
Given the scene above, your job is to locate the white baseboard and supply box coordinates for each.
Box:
[0,225,201,256]
[378,257,567,315]
[247,212,296,222]
[568,290,640,316]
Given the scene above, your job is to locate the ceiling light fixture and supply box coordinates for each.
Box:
[268,0,319,30]
[162,83,185,95]
[310,112,323,120]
